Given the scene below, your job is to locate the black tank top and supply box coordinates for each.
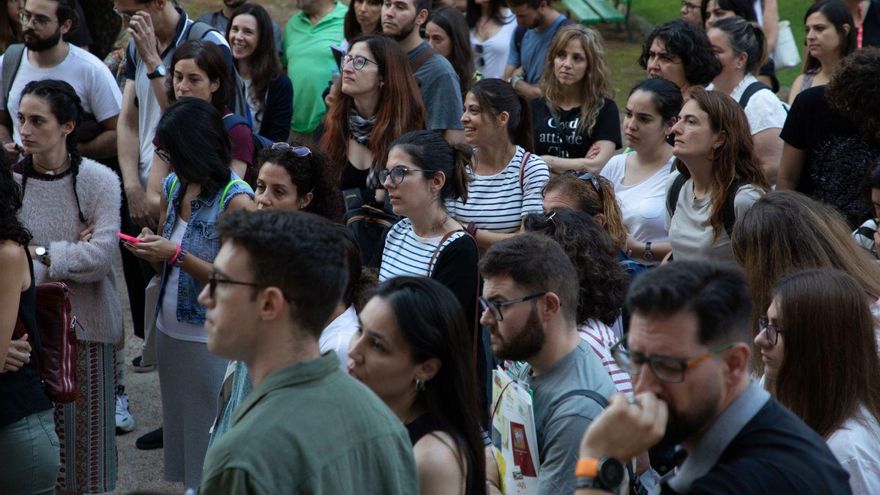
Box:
[0,247,52,428]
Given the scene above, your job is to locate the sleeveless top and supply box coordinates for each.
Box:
[407,411,446,446]
[0,248,52,428]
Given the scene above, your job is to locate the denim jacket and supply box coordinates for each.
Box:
[158,171,253,325]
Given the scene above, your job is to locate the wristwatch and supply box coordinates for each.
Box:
[643,241,654,261]
[147,63,167,80]
[34,246,51,267]
[574,457,625,491]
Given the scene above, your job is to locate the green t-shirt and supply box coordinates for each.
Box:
[199,352,418,494]
[282,3,346,133]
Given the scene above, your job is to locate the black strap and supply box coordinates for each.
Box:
[666,175,745,237]
[553,389,610,409]
[737,81,772,109]
[665,173,689,219]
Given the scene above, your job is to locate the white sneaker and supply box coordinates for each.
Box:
[115,387,135,434]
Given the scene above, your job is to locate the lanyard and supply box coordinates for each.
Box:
[858,2,865,50]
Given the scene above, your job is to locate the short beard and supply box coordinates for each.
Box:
[659,379,720,447]
[386,19,416,42]
[24,28,62,52]
[491,306,545,362]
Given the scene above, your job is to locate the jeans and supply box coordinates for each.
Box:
[0,408,60,494]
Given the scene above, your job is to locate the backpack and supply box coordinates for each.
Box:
[666,174,746,238]
[222,113,273,185]
[185,22,251,122]
[166,175,250,212]
[342,188,401,269]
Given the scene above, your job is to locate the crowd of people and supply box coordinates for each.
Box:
[1,0,880,493]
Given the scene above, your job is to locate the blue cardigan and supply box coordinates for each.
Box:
[257,74,294,143]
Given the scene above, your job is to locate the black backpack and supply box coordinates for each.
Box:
[342,189,401,269]
[666,174,745,238]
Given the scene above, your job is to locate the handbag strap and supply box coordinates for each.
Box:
[428,229,464,277]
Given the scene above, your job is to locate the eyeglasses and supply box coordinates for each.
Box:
[155,147,171,164]
[207,271,259,299]
[342,54,378,71]
[758,317,783,346]
[112,6,137,20]
[681,0,700,11]
[19,10,53,27]
[379,166,437,186]
[479,292,546,322]
[577,172,605,205]
[610,336,736,384]
[270,142,312,157]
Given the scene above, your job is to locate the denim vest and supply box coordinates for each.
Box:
[158,171,253,325]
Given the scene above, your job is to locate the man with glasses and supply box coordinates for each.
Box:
[573,261,850,494]
[0,0,121,161]
[680,0,702,25]
[479,233,616,495]
[198,209,417,494]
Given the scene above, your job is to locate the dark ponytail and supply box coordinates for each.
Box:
[18,79,86,223]
[470,78,534,151]
[711,16,767,74]
[389,130,473,203]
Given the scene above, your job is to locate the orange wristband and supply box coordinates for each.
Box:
[575,458,599,478]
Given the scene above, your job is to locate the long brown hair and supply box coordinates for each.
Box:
[731,191,880,371]
[771,269,880,438]
[542,173,627,250]
[539,25,612,136]
[227,4,284,120]
[674,87,769,239]
[319,35,426,182]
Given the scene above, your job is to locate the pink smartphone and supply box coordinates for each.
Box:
[116,232,141,243]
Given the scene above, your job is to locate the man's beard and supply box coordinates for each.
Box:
[658,379,721,448]
[24,28,62,52]
[490,306,545,362]
[386,19,416,42]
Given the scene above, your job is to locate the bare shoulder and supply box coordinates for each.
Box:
[0,240,28,288]
[414,431,467,493]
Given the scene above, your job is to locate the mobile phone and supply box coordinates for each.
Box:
[117,232,141,243]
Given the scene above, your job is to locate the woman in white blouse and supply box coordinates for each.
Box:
[466,0,516,79]
[601,78,682,265]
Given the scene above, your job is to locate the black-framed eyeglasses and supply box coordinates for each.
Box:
[479,292,546,322]
[270,142,312,157]
[610,336,736,384]
[379,166,437,186]
[577,172,605,205]
[342,54,378,71]
[19,10,53,27]
[758,317,783,346]
[155,147,171,164]
[207,271,259,299]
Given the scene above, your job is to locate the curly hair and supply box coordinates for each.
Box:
[523,209,628,325]
[540,25,613,136]
[255,145,342,222]
[826,48,880,145]
[542,172,627,250]
[639,19,722,87]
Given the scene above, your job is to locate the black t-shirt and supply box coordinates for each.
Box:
[531,98,622,158]
[661,398,851,494]
[780,86,877,227]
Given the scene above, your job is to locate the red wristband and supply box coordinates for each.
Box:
[168,244,182,266]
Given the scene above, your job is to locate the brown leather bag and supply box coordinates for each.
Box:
[14,282,79,403]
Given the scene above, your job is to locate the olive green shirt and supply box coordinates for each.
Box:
[199,352,417,494]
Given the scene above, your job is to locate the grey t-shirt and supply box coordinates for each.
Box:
[517,340,616,495]
[668,179,764,262]
[408,42,464,132]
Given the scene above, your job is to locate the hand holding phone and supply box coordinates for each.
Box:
[117,232,142,243]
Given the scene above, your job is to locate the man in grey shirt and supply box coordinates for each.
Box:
[480,233,617,495]
[381,0,464,143]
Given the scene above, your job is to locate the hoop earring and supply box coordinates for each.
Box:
[415,378,426,392]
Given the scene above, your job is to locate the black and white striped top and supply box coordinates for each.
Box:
[446,146,550,233]
[379,218,468,281]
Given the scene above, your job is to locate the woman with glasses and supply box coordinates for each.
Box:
[14,80,121,495]
[466,0,515,79]
[319,34,425,201]
[532,25,621,174]
[146,40,256,217]
[600,78,681,266]
[426,7,473,102]
[706,17,786,183]
[755,269,880,494]
[667,87,769,262]
[348,276,485,495]
[125,98,254,490]
[254,143,342,220]
[448,78,549,250]
[226,3,293,142]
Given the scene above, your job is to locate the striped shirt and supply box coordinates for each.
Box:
[446,146,550,233]
[379,218,467,281]
[578,319,633,399]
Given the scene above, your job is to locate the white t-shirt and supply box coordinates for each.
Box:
[827,405,880,495]
[0,44,122,145]
[242,78,263,133]
[667,178,764,262]
[470,11,517,80]
[319,305,359,372]
[156,218,207,343]
[378,217,467,281]
[601,152,677,262]
[708,75,787,135]
[446,146,549,233]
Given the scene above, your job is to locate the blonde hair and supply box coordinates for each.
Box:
[539,25,612,136]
